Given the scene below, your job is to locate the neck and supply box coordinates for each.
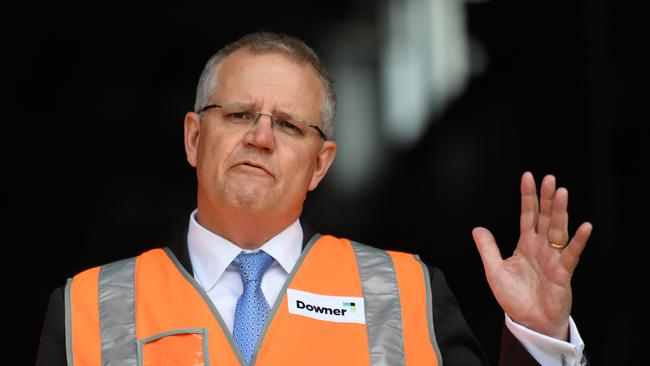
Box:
[196,204,299,250]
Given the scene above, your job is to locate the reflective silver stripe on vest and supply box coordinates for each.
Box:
[351,241,406,366]
[64,278,74,366]
[413,255,443,365]
[98,257,138,366]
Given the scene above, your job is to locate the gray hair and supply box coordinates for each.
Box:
[193,32,336,139]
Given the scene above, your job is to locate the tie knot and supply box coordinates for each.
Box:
[233,251,274,283]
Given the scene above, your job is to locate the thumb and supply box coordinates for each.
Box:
[472,227,503,277]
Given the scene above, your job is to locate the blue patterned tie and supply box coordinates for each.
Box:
[232,251,275,365]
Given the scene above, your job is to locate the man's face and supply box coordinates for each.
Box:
[184,49,336,230]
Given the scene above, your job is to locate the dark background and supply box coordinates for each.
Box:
[6,1,648,365]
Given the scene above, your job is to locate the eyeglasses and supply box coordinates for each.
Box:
[198,103,328,141]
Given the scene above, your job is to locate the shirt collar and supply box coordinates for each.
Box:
[186,209,303,291]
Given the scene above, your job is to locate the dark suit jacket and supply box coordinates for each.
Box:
[35,223,539,366]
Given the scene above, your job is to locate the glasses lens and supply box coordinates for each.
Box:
[219,104,256,124]
[272,116,308,137]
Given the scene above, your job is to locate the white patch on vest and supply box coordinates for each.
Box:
[287,288,365,324]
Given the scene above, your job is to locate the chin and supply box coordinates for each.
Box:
[226,186,276,213]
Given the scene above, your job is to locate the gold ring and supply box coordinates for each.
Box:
[549,242,567,249]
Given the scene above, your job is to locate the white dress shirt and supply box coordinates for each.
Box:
[186,209,585,365]
[187,209,302,333]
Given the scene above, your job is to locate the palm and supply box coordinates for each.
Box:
[473,172,592,340]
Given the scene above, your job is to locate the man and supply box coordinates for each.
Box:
[36,32,592,366]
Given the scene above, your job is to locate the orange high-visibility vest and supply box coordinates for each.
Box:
[65,235,442,365]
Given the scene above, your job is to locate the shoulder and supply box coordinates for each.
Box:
[35,286,66,366]
[345,237,438,272]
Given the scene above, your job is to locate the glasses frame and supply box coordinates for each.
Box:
[198,104,328,141]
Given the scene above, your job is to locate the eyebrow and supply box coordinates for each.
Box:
[273,103,321,123]
[220,100,258,110]
[271,109,307,122]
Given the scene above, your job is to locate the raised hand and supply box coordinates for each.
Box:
[472,172,592,340]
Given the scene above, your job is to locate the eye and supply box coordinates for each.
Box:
[277,119,305,136]
[226,111,255,122]
[231,112,252,119]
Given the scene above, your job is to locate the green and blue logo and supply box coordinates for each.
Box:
[342,302,357,313]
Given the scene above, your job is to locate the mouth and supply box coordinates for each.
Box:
[233,160,274,177]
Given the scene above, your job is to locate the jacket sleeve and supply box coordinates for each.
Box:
[35,287,67,366]
[497,325,541,366]
[426,265,540,366]
[427,265,491,365]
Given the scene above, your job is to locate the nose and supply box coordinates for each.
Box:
[243,112,276,152]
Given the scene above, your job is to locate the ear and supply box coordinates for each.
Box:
[308,141,337,191]
[184,112,201,167]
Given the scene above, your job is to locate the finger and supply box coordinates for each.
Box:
[537,175,556,235]
[560,222,593,272]
[547,187,570,245]
[472,227,503,277]
[520,171,539,235]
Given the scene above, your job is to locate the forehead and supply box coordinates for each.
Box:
[212,49,325,116]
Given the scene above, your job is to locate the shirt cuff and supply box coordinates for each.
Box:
[505,314,585,366]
